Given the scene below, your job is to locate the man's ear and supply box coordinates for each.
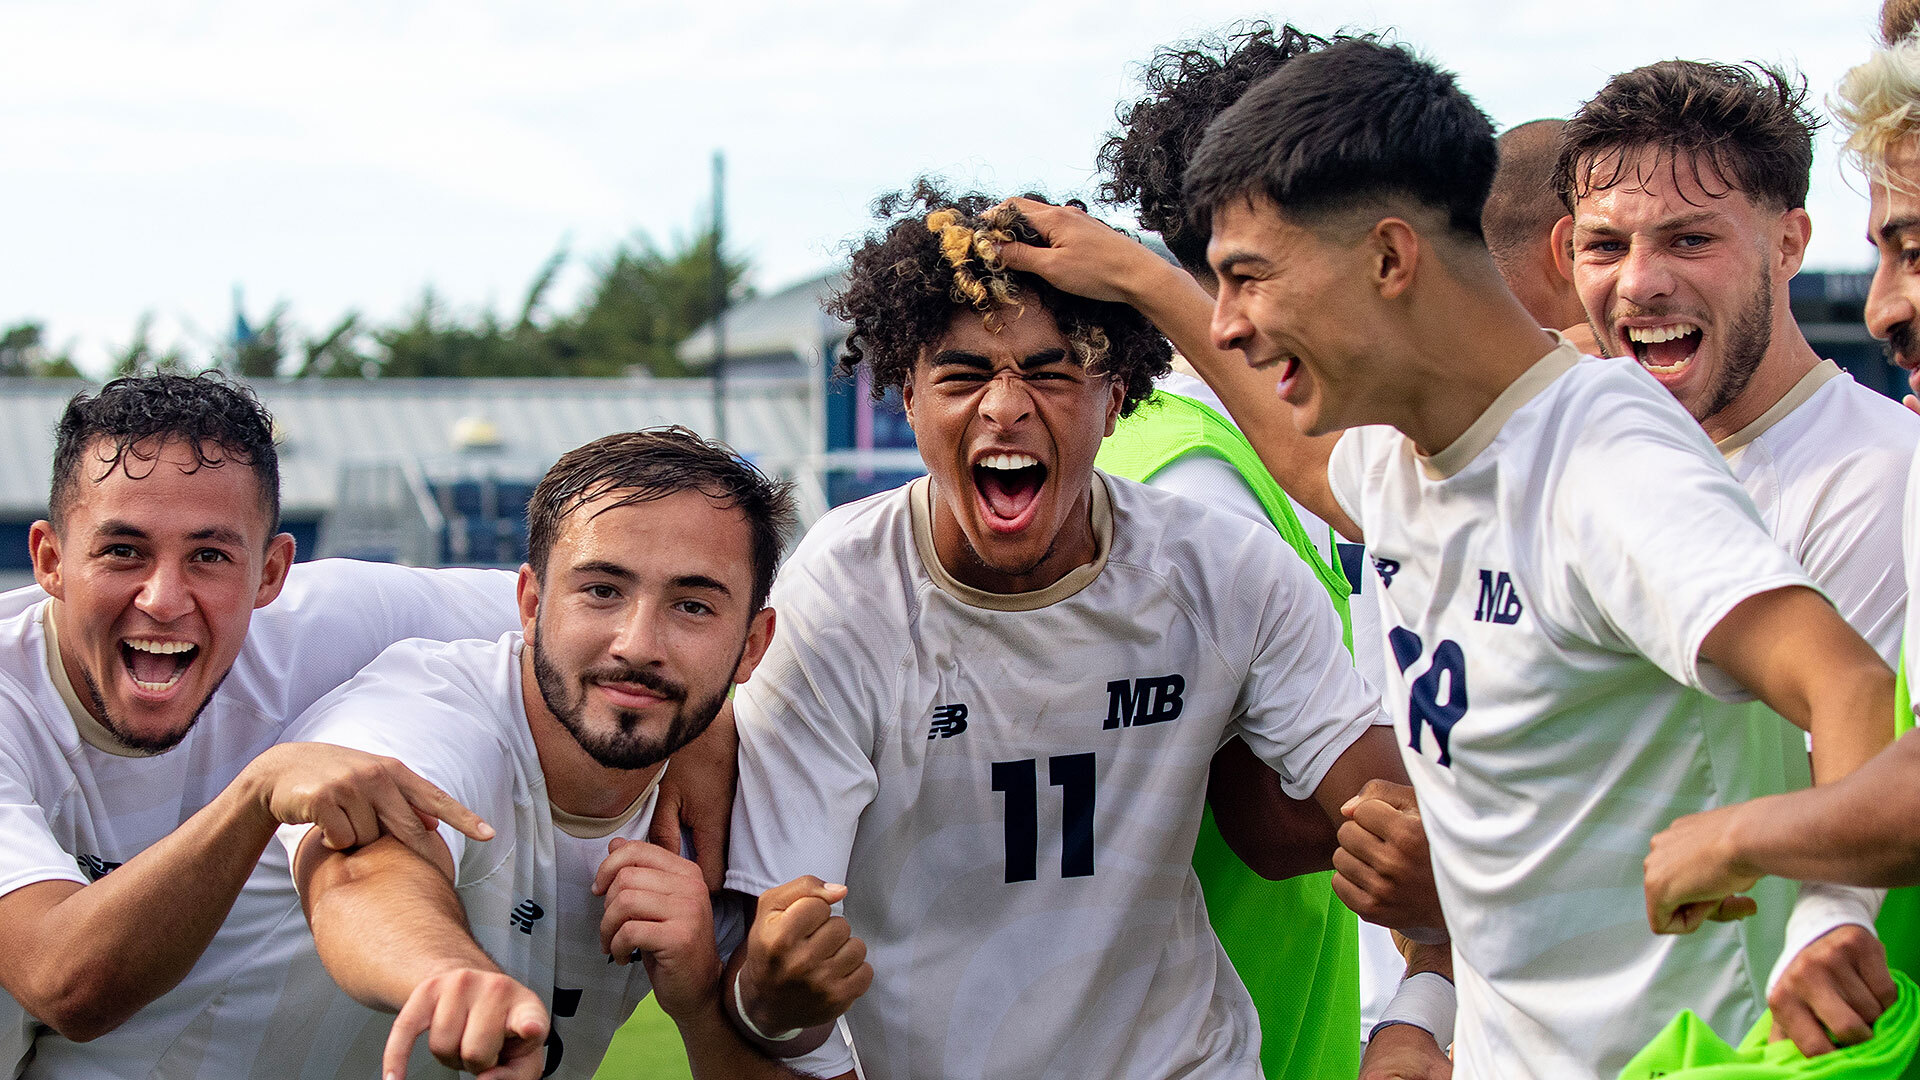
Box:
[734,608,776,684]
[1550,214,1577,284]
[252,533,297,609]
[1776,208,1812,280]
[901,363,919,429]
[516,563,540,637]
[28,521,62,600]
[1371,219,1421,301]
[1102,377,1125,437]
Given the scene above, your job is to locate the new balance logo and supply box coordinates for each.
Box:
[509,899,544,934]
[1104,675,1185,729]
[75,854,122,882]
[1473,570,1524,625]
[1373,557,1401,588]
[928,703,969,740]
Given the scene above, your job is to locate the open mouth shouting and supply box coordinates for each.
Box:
[973,451,1049,535]
[1624,322,1703,378]
[120,638,199,697]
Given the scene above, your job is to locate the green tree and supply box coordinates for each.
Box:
[549,223,752,377]
[0,322,81,377]
[112,315,192,376]
[294,312,372,378]
[217,301,290,379]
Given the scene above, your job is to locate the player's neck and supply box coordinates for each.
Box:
[1697,316,1823,445]
[517,644,665,819]
[1393,282,1561,457]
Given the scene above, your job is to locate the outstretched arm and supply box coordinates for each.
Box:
[0,741,488,1041]
[296,831,547,1080]
[994,198,1356,540]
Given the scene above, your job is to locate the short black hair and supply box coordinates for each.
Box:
[526,426,796,613]
[1486,119,1570,270]
[1553,60,1820,214]
[828,179,1171,417]
[1098,21,1338,272]
[50,372,280,535]
[1185,38,1498,245]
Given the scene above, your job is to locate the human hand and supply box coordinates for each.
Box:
[1644,804,1761,934]
[595,837,722,1021]
[736,876,872,1033]
[1332,780,1446,934]
[993,197,1181,306]
[1768,925,1898,1056]
[247,742,492,861]
[1360,1022,1453,1080]
[648,700,738,892]
[384,968,548,1080]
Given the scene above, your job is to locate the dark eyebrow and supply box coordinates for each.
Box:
[1877,216,1920,246]
[1019,348,1070,370]
[93,520,149,540]
[1212,251,1268,276]
[670,574,733,597]
[570,560,636,582]
[927,349,1072,371]
[186,526,246,547]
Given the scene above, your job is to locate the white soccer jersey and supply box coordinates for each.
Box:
[726,473,1385,1080]
[1328,345,1822,1080]
[0,560,521,1079]
[260,633,850,1080]
[1719,360,1917,666]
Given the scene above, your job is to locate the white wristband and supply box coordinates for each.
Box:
[1766,881,1886,993]
[732,967,804,1042]
[1369,971,1455,1048]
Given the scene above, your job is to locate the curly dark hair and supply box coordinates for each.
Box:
[527,426,796,612]
[1098,21,1339,272]
[50,372,280,535]
[828,180,1171,418]
[1553,60,1821,214]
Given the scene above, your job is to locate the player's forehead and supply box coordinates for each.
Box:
[548,488,755,593]
[61,434,272,538]
[921,305,1072,369]
[1573,145,1770,229]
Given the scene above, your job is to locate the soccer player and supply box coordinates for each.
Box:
[1180,38,1896,1078]
[1485,119,1591,347]
[720,183,1419,1080]
[268,428,854,1080]
[0,376,736,1079]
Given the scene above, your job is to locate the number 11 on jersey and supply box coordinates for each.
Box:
[991,753,1096,883]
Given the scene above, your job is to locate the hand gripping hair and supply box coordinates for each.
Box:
[827,179,1171,416]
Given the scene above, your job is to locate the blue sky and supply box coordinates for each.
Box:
[0,0,1888,374]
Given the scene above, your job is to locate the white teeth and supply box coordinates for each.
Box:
[131,675,182,691]
[978,453,1040,471]
[125,640,195,655]
[1625,323,1701,344]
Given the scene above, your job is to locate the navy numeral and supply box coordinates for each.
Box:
[992,753,1096,882]
[542,986,583,1076]
[1388,628,1469,767]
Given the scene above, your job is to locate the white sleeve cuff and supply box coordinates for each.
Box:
[1368,970,1455,1048]
[1766,881,1887,992]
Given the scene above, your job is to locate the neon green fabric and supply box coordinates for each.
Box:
[1882,652,1920,1080]
[1617,972,1920,1079]
[1098,388,1361,1080]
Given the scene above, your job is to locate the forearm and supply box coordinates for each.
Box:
[0,777,278,1039]
[720,945,835,1057]
[1725,737,1920,887]
[1118,260,1353,540]
[1805,662,1897,784]
[1206,737,1336,879]
[679,994,820,1080]
[299,833,487,1012]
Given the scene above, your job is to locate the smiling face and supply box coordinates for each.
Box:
[518,487,772,773]
[1567,146,1804,426]
[30,436,292,752]
[1207,197,1393,436]
[1864,143,1920,398]
[903,304,1124,594]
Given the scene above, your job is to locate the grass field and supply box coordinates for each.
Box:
[594,996,693,1080]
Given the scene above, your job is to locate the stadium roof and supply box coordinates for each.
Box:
[0,375,812,516]
[677,270,847,371]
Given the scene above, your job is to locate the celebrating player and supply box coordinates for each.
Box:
[719,182,1422,1080]
[1181,38,1897,1078]
[271,428,855,1080]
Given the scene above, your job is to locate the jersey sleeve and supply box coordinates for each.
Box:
[1786,435,1918,668]
[1226,523,1388,799]
[1144,454,1270,529]
[276,640,519,876]
[1554,394,1819,699]
[0,695,86,898]
[724,567,882,899]
[1327,427,1370,531]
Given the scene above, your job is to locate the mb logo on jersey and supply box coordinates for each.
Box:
[928,703,969,740]
[75,853,122,882]
[1373,557,1401,588]
[509,899,545,934]
[1473,569,1525,625]
[1105,674,1185,729]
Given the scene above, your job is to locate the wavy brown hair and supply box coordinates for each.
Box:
[828,180,1171,417]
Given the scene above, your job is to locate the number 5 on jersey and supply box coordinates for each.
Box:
[1388,628,1469,767]
[991,754,1095,883]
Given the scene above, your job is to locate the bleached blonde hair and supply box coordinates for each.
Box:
[1835,39,1920,188]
